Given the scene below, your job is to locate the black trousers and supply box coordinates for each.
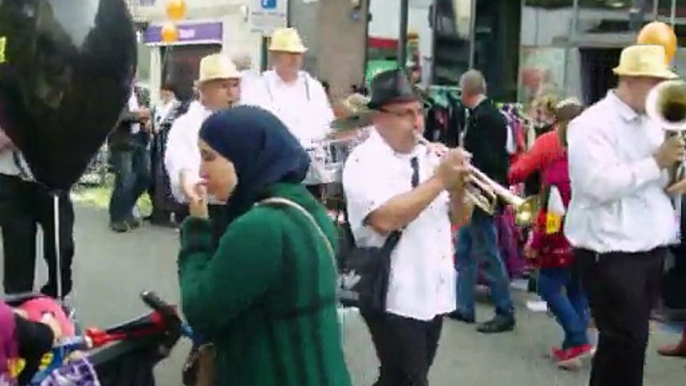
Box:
[361,311,443,386]
[575,248,664,386]
[0,174,75,298]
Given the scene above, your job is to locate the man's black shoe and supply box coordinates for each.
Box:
[476,315,515,333]
[447,310,476,324]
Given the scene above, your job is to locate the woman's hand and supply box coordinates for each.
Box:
[188,182,209,219]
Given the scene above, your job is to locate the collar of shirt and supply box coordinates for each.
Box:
[606,90,642,123]
[367,129,426,161]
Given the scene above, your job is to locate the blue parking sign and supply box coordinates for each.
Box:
[261,0,277,9]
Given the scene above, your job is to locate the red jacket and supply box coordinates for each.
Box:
[509,130,574,269]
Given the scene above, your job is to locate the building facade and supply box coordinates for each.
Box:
[127,0,277,103]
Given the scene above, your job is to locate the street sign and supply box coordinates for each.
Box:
[250,0,287,36]
[261,0,277,9]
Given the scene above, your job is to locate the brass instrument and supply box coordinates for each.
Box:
[514,195,540,226]
[417,137,525,214]
[646,80,686,185]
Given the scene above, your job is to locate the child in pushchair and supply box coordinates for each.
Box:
[1,292,183,386]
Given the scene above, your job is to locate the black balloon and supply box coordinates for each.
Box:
[0,0,137,190]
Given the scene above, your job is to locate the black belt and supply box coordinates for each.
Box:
[575,247,667,260]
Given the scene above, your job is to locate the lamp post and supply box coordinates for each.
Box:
[629,0,646,31]
[398,0,409,70]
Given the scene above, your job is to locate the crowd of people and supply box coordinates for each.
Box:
[1,24,685,386]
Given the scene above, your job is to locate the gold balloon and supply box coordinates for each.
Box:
[637,21,677,64]
[161,22,179,43]
[166,0,187,21]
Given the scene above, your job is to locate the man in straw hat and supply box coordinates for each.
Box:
[565,44,684,386]
[240,27,334,197]
[165,53,241,243]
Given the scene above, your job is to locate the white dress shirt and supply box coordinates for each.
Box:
[0,129,32,180]
[342,130,455,321]
[128,91,141,134]
[240,70,334,147]
[565,91,677,253]
[164,101,212,203]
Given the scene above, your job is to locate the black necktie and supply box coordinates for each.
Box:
[411,157,419,188]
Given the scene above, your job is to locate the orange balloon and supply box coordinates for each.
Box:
[161,22,179,43]
[637,21,677,64]
[166,0,186,21]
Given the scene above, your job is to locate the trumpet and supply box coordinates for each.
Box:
[417,136,525,214]
[646,80,686,185]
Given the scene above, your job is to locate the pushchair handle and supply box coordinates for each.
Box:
[141,291,172,314]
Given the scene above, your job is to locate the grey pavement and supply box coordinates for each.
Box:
[1,205,684,386]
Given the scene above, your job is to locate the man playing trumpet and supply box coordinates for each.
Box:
[566,44,683,386]
[343,68,473,386]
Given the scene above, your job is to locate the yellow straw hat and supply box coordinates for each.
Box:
[196,54,240,85]
[268,27,307,53]
[612,44,678,79]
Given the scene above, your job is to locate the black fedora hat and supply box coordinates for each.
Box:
[367,68,419,110]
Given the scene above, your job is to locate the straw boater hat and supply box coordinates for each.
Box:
[268,27,307,53]
[555,97,584,122]
[331,93,373,131]
[612,44,678,80]
[195,54,240,85]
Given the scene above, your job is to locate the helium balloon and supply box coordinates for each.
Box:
[166,0,187,21]
[161,22,179,43]
[637,21,677,65]
[0,0,137,191]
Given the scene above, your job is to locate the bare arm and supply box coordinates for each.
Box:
[366,176,445,234]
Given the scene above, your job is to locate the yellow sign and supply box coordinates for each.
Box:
[0,36,6,63]
[545,212,562,234]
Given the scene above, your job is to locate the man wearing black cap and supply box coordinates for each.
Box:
[343,69,472,386]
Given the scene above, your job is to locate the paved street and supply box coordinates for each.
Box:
[1,205,684,386]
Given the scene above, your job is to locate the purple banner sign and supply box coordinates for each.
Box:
[144,22,223,44]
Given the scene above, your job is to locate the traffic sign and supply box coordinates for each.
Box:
[250,0,287,36]
[261,0,277,9]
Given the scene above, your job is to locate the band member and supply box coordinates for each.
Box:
[0,131,75,300]
[343,69,472,386]
[565,44,682,386]
[450,69,515,333]
[240,27,334,198]
[165,53,241,245]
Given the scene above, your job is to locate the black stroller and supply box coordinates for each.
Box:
[4,291,184,386]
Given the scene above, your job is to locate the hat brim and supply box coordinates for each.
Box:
[269,47,308,54]
[195,74,241,85]
[612,67,679,80]
[367,95,420,110]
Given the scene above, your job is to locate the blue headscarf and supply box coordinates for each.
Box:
[198,106,311,224]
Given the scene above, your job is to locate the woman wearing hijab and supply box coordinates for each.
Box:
[177,106,352,386]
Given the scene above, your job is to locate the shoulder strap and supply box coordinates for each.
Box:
[258,197,335,267]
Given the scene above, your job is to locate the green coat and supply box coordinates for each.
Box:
[178,183,352,386]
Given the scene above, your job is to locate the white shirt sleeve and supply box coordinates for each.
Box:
[342,150,398,238]
[164,115,200,203]
[567,118,662,204]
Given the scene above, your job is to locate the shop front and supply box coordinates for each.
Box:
[520,0,686,106]
[144,21,224,101]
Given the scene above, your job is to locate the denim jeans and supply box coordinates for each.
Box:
[538,266,590,349]
[455,211,514,317]
[109,138,150,223]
